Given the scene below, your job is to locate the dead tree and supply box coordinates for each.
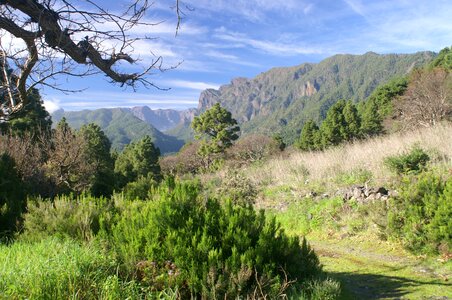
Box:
[0,0,183,121]
[397,68,452,129]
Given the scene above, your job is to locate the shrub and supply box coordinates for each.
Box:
[292,277,341,300]
[384,145,430,175]
[227,134,282,166]
[22,194,114,242]
[387,171,451,254]
[0,153,26,237]
[160,141,203,176]
[122,175,157,200]
[217,170,257,206]
[109,180,322,298]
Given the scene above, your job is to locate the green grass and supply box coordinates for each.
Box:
[0,237,142,299]
[271,199,452,300]
[311,237,452,300]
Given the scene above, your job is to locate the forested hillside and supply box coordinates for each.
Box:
[52,108,184,153]
[170,51,435,143]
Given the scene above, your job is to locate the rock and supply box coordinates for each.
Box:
[365,193,376,202]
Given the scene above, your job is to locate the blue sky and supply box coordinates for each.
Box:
[42,0,452,112]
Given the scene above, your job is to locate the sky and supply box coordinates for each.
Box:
[40,0,452,113]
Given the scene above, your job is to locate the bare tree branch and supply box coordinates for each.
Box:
[0,0,184,121]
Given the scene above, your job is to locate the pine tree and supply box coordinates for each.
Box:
[343,101,361,140]
[78,123,115,196]
[297,120,320,151]
[115,135,161,188]
[192,103,240,154]
[319,100,347,147]
[360,98,383,136]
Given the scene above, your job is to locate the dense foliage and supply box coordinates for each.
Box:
[384,146,430,175]
[0,88,51,136]
[17,180,323,299]
[296,100,364,150]
[0,154,26,237]
[114,135,161,188]
[192,103,240,153]
[387,171,451,254]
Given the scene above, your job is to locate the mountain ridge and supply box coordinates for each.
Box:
[190,51,436,142]
[52,51,437,148]
[51,108,185,154]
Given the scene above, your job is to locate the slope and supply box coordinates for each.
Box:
[51,108,184,154]
[194,51,435,143]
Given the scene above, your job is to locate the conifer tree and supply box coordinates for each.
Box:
[192,103,240,155]
[319,100,347,147]
[78,123,115,196]
[114,135,161,188]
[343,101,361,140]
[297,119,320,151]
[360,98,383,136]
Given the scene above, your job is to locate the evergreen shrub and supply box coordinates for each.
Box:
[109,180,321,298]
[384,146,430,175]
[387,171,451,254]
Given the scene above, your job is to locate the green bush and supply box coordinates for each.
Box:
[387,171,451,254]
[108,180,322,298]
[291,277,341,300]
[0,153,26,237]
[22,194,115,242]
[122,175,157,200]
[384,146,430,175]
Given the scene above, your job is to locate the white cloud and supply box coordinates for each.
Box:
[185,0,303,21]
[343,0,366,16]
[205,50,238,61]
[43,98,61,113]
[214,29,323,56]
[164,80,220,90]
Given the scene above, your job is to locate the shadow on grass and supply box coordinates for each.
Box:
[329,271,450,300]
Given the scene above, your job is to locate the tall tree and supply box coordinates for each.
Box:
[78,123,115,197]
[396,68,451,129]
[192,103,240,156]
[319,100,347,147]
[115,135,161,188]
[297,120,320,151]
[45,118,94,195]
[360,98,383,136]
[0,57,51,134]
[343,101,361,140]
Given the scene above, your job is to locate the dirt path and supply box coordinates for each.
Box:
[309,238,452,300]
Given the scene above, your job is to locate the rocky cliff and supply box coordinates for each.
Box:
[193,51,435,141]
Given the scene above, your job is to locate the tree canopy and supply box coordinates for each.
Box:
[192,103,240,155]
[114,135,161,187]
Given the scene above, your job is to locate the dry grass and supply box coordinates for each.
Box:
[244,123,452,192]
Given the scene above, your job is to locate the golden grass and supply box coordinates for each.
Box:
[244,123,452,191]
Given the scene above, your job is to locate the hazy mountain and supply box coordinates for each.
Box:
[130,106,195,132]
[185,51,435,143]
[51,108,184,154]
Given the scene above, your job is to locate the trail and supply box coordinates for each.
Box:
[309,238,452,300]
